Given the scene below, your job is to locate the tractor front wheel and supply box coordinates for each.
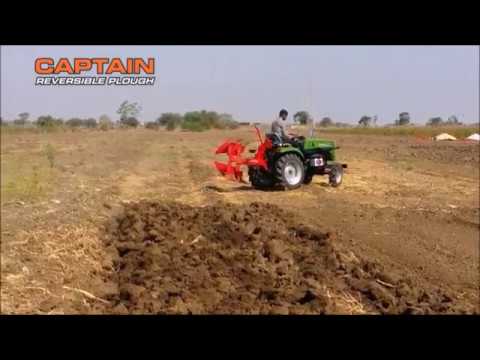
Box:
[275,153,305,190]
[329,164,343,187]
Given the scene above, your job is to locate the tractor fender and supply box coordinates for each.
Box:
[274,147,304,159]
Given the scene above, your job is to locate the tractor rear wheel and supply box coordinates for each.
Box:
[248,167,276,190]
[275,153,305,190]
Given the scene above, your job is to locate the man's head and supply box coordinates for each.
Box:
[279,109,288,121]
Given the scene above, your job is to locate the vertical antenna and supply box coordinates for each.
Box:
[308,74,314,137]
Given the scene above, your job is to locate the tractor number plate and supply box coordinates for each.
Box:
[311,158,324,167]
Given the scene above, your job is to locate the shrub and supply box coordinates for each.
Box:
[181,111,237,132]
[13,118,28,126]
[120,117,139,128]
[446,115,462,125]
[36,115,62,129]
[84,118,97,128]
[318,117,333,127]
[145,121,160,130]
[181,111,208,132]
[157,113,183,131]
[218,113,238,129]
[427,117,443,126]
[66,118,83,128]
[98,115,113,131]
[44,143,56,168]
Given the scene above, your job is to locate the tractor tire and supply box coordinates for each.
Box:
[248,167,276,190]
[303,170,314,185]
[274,153,305,190]
[329,164,343,187]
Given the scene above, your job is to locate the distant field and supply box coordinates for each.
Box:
[315,125,479,139]
[2,123,479,140]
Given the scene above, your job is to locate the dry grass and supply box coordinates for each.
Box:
[1,224,110,314]
[320,284,372,315]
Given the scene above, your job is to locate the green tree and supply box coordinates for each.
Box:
[427,117,443,126]
[395,112,410,126]
[318,117,333,127]
[157,113,183,130]
[358,116,372,127]
[117,101,142,122]
[14,112,30,126]
[36,115,57,128]
[446,115,461,125]
[293,111,312,125]
[182,111,208,132]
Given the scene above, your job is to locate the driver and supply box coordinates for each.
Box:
[271,109,291,144]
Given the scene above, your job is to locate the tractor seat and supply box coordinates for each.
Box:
[266,133,283,146]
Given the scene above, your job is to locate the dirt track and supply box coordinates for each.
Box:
[1,128,479,314]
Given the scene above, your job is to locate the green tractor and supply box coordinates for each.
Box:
[214,126,347,190]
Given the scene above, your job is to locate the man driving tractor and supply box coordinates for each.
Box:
[271,109,292,145]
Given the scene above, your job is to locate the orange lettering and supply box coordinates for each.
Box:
[106,58,126,74]
[74,58,92,73]
[54,58,74,74]
[91,58,109,74]
[126,58,133,73]
[35,58,54,74]
[135,58,155,74]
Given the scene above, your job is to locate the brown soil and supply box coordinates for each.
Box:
[2,128,478,314]
[99,201,473,314]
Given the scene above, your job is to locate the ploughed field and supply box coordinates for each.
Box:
[1,127,478,314]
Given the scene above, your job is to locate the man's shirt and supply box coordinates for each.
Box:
[271,117,289,142]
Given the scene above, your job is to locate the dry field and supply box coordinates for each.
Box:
[1,127,478,314]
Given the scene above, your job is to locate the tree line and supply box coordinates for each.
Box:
[291,111,466,127]
[0,103,470,130]
[1,113,115,130]
[0,101,239,132]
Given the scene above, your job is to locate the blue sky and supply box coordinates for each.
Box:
[1,46,478,124]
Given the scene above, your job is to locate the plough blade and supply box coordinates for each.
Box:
[213,140,247,182]
[215,141,233,155]
[214,161,228,175]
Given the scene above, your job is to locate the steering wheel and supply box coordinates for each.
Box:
[289,134,305,141]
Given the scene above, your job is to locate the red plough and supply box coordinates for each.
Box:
[214,126,271,182]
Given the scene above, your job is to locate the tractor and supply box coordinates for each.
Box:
[214,126,347,190]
